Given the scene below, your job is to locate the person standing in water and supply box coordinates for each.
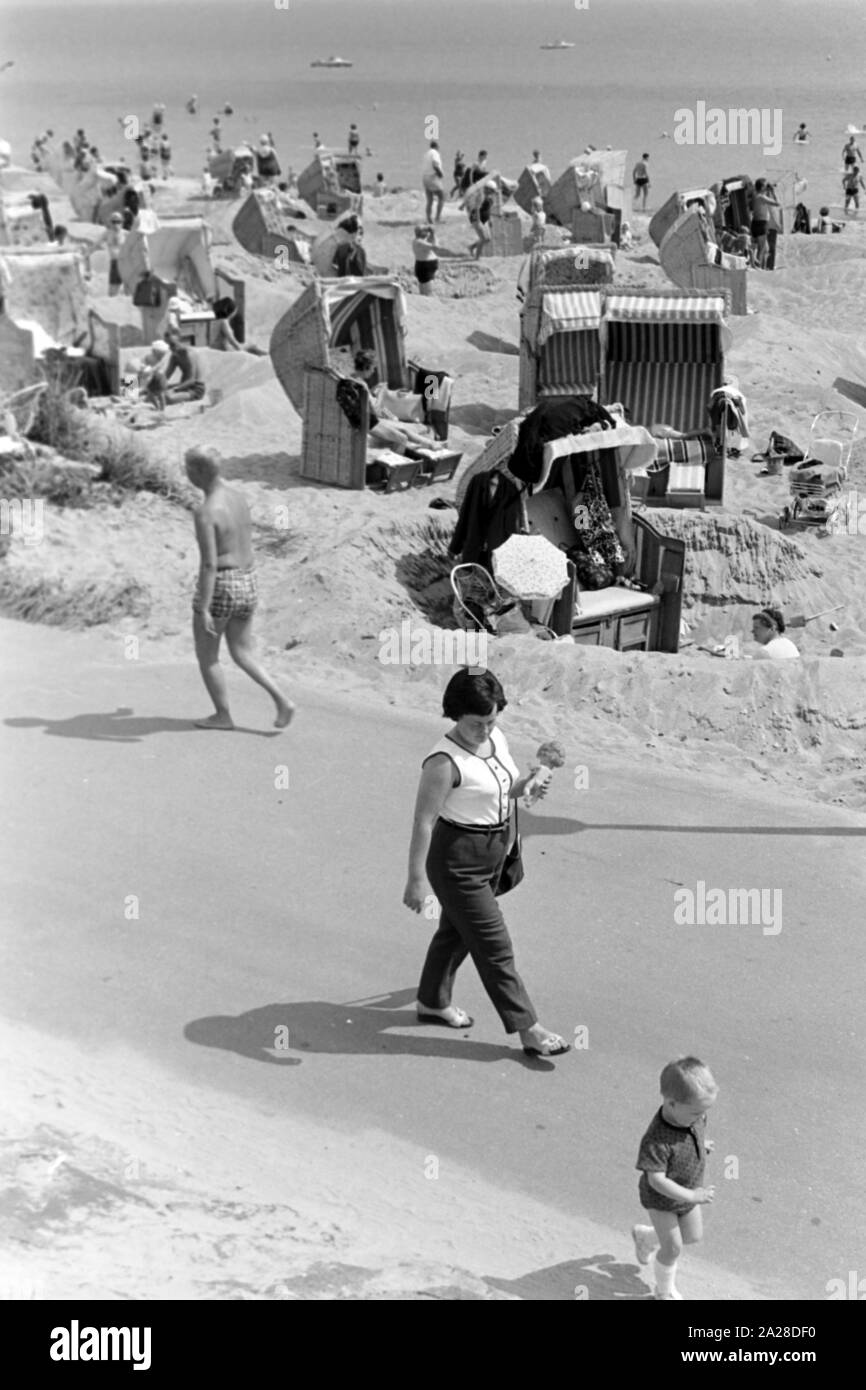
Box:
[185,447,294,731]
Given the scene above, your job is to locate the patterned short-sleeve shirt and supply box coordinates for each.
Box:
[636,1108,708,1213]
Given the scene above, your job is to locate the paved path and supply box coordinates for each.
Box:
[2,618,865,1300]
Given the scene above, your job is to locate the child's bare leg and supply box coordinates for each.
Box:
[679,1205,704,1247]
[193,613,234,729]
[649,1209,683,1298]
[226,615,294,728]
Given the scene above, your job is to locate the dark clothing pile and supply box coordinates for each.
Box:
[509,396,617,486]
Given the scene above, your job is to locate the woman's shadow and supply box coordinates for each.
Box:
[185,988,554,1068]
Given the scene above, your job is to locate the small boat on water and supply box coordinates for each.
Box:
[540,39,575,50]
[311,55,353,68]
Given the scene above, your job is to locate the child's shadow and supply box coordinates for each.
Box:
[484,1254,650,1300]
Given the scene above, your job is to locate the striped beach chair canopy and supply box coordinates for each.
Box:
[526,288,602,400]
[601,291,729,434]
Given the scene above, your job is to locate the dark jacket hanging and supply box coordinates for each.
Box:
[449,469,524,571]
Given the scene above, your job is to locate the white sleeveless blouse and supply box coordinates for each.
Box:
[423,727,519,827]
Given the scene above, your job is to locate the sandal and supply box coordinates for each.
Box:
[522,1033,570,1058]
[416,1005,474,1029]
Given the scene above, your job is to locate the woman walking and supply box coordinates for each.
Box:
[403,669,570,1058]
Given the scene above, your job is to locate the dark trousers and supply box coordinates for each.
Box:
[417,819,537,1034]
[765,228,778,270]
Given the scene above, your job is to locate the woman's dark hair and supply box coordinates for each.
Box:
[755,607,785,633]
[354,347,377,373]
[442,669,507,721]
[338,213,360,235]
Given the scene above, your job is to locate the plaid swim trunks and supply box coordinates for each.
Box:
[193,567,258,624]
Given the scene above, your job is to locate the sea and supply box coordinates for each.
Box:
[1,0,866,214]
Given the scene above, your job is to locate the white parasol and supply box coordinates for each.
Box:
[491,533,570,601]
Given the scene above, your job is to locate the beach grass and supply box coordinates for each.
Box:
[0,571,150,627]
[26,359,193,506]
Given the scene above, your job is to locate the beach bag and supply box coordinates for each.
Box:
[494,808,524,896]
[133,273,163,308]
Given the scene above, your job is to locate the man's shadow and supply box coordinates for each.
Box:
[185,988,555,1068]
[4,708,278,741]
[484,1254,650,1300]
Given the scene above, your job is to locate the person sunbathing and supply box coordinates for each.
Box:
[351,349,433,452]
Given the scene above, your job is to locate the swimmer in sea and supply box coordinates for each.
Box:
[794,122,809,143]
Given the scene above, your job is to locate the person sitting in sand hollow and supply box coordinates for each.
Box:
[185,447,294,732]
[750,607,800,659]
[143,328,205,409]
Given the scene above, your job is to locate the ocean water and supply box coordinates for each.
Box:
[1,0,866,212]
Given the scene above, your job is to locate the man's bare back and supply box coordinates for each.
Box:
[197,484,255,570]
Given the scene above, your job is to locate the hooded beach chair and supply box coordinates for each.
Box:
[547,151,630,243]
[297,151,363,219]
[232,191,312,264]
[270,276,456,488]
[599,290,730,507]
[656,203,748,315]
[519,287,603,410]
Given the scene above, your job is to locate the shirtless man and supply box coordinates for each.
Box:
[186,447,294,731]
[145,329,205,409]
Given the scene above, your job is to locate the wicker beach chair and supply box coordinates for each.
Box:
[271,277,455,488]
[600,289,729,507]
[519,287,603,410]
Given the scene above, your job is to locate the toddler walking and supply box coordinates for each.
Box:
[632,1056,717,1300]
